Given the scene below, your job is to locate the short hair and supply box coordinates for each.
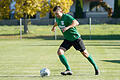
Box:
[53,6,62,12]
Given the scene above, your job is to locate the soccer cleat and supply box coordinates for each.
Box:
[95,69,100,75]
[61,70,73,75]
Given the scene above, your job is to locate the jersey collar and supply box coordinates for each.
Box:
[56,13,65,20]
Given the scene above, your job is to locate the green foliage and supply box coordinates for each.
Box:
[75,0,84,18]
[0,0,73,19]
[0,0,11,19]
[15,0,50,19]
[113,0,120,18]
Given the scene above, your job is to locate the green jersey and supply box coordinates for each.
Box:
[55,14,80,41]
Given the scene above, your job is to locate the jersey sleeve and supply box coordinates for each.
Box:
[66,14,75,24]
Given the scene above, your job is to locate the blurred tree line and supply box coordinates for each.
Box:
[0,0,73,33]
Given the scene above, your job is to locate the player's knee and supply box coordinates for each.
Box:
[81,50,89,58]
[57,49,64,55]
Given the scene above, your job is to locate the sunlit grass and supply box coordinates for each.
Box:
[0,40,120,80]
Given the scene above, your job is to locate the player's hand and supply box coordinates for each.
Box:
[51,27,56,32]
[62,27,69,32]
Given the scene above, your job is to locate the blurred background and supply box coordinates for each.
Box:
[0,0,120,40]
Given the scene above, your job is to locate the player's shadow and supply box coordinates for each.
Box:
[101,60,120,64]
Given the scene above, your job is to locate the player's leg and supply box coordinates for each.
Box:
[73,38,99,75]
[81,49,99,75]
[57,48,71,71]
[57,48,72,75]
[57,39,72,75]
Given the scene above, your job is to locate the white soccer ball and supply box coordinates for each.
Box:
[40,68,50,77]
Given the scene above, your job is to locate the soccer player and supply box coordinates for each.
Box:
[51,6,100,75]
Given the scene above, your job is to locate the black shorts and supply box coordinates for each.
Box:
[59,38,86,52]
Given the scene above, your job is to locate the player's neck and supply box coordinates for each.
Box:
[59,14,63,19]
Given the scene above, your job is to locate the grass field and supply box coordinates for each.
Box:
[0,24,120,80]
[0,24,120,40]
[0,40,120,80]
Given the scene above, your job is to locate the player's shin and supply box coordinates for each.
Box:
[59,55,71,71]
[87,55,98,70]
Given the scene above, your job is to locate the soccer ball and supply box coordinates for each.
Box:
[40,68,50,77]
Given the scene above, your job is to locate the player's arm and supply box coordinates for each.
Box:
[51,22,57,32]
[68,19,79,28]
[62,20,79,32]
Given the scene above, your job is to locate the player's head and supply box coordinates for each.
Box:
[53,6,63,18]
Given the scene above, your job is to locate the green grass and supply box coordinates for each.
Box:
[0,40,120,80]
[0,24,120,40]
[0,24,120,80]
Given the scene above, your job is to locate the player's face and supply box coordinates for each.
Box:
[54,10,63,19]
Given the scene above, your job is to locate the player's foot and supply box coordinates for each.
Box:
[95,69,100,75]
[61,70,72,75]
